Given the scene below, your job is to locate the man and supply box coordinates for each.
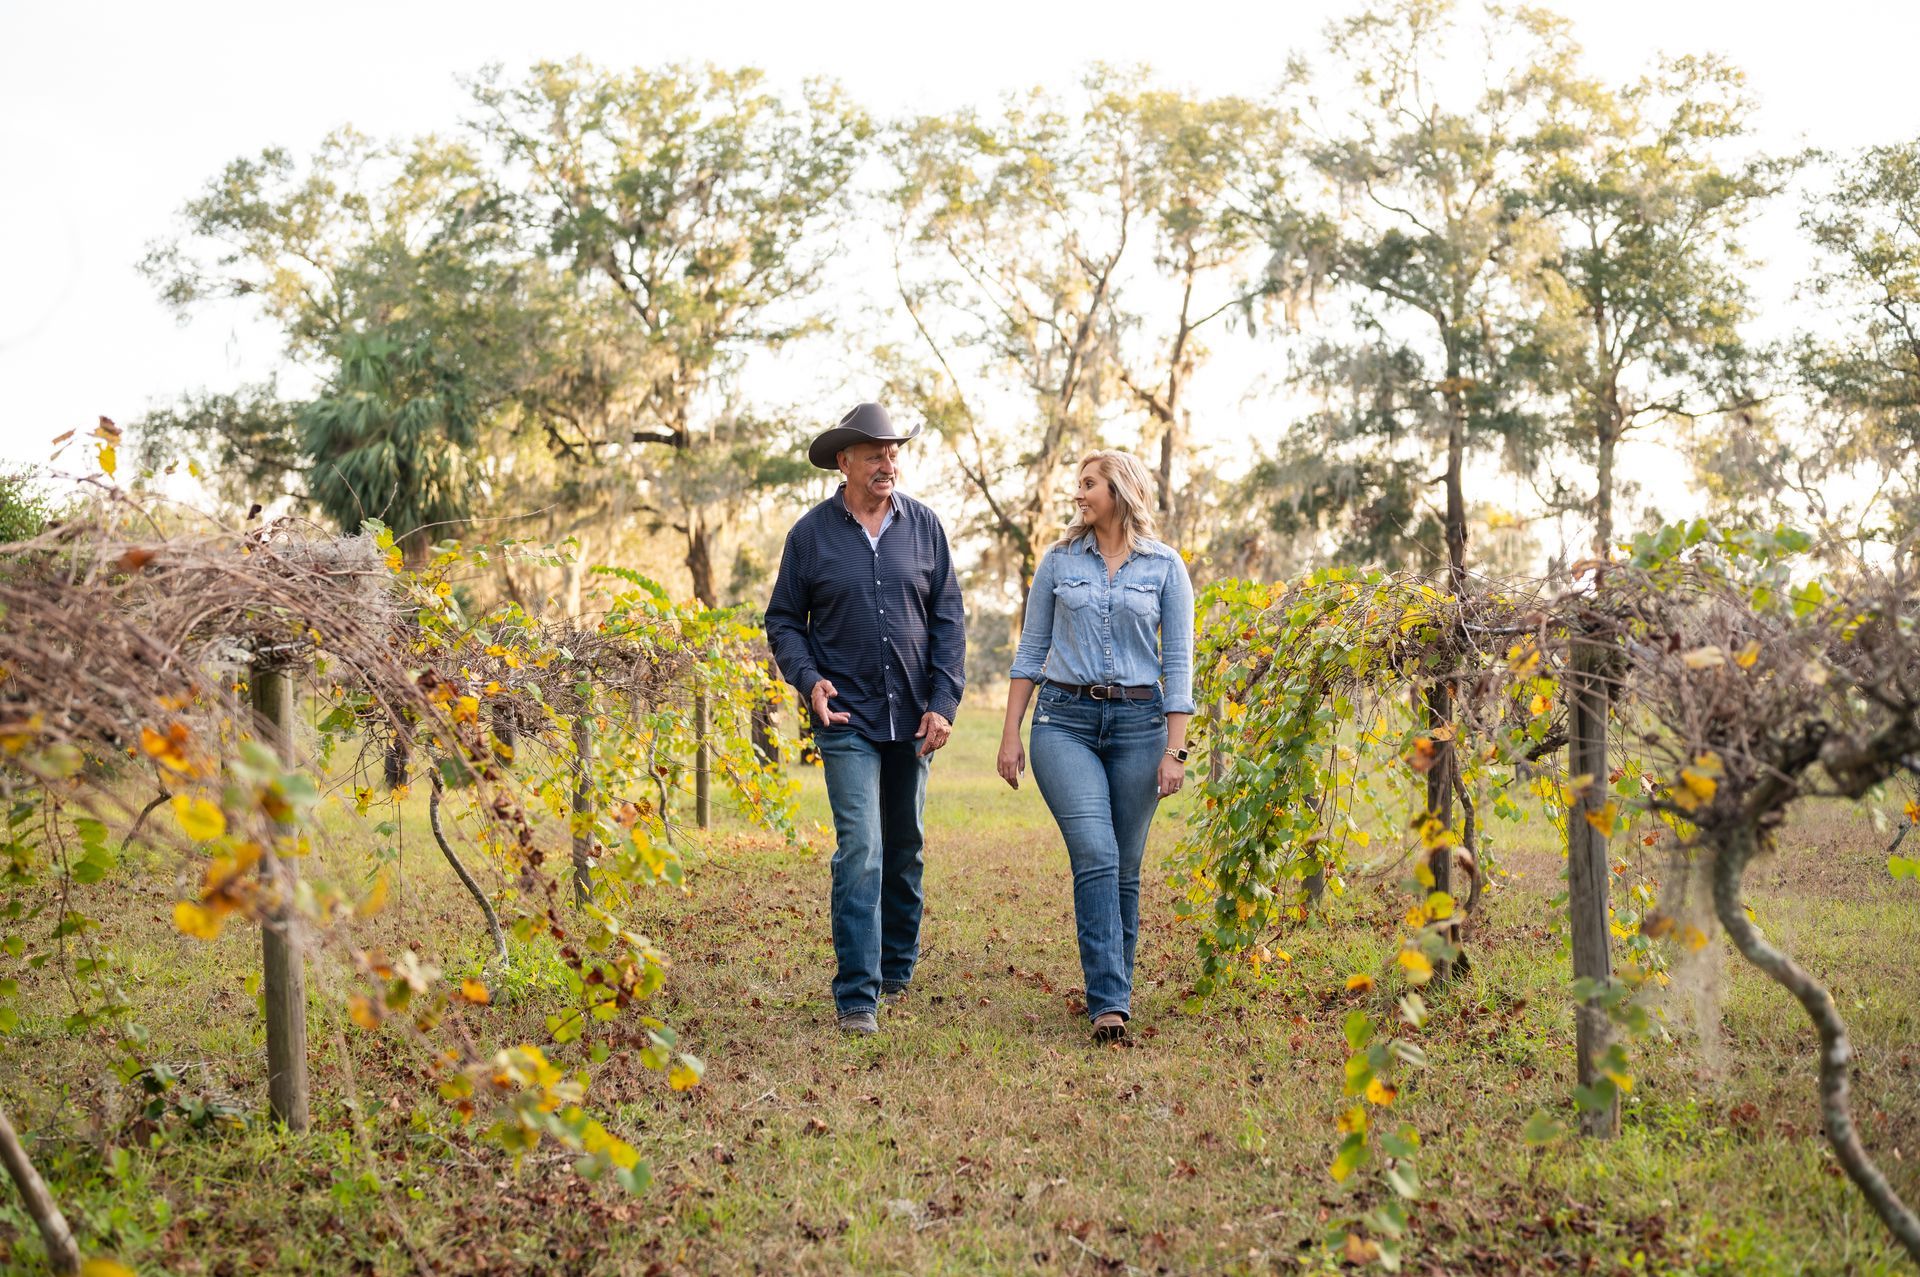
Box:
[765,402,966,1035]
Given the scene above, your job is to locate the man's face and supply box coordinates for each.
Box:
[839,441,901,500]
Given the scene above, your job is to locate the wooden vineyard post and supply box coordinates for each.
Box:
[694,682,711,830]
[570,700,595,907]
[251,662,311,1132]
[1567,627,1620,1138]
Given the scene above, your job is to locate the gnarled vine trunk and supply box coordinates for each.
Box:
[1712,824,1920,1264]
[0,1104,80,1274]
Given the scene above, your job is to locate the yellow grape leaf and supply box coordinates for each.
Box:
[1345,973,1375,992]
[355,870,390,919]
[667,1059,702,1091]
[454,695,480,724]
[1426,890,1455,921]
[460,979,491,1005]
[1680,925,1709,952]
[141,722,199,775]
[1903,800,1920,824]
[82,1260,137,1277]
[1734,641,1761,669]
[172,900,225,941]
[1529,692,1551,717]
[1342,1234,1381,1264]
[1583,802,1618,836]
[1677,768,1719,810]
[1365,1077,1398,1107]
[170,795,226,842]
[98,443,118,477]
[1336,1105,1368,1135]
[1398,950,1434,984]
[347,995,382,1030]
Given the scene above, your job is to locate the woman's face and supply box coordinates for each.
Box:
[1074,465,1116,528]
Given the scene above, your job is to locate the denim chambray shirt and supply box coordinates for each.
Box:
[1008,534,1197,714]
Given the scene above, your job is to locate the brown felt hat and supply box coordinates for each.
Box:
[807,402,922,470]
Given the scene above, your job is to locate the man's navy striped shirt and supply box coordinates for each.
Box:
[765,487,966,743]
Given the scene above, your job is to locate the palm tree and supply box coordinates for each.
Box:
[300,332,478,566]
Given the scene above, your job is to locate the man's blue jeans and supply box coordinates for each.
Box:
[1029,685,1167,1022]
[816,728,931,1016]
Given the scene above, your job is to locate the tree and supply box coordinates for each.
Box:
[470,61,869,605]
[1525,56,1778,555]
[1252,0,1568,590]
[1103,85,1275,529]
[140,129,559,556]
[300,331,479,564]
[129,382,304,511]
[886,73,1142,616]
[1796,139,1920,551]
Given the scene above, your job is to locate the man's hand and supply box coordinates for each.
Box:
[810,679,851,727]
[914,711,952,758]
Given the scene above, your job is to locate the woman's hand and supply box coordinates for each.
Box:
[997,736,1027,789]
[1156,753,1186,799]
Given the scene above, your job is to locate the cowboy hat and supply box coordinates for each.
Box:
[807,402,922,470]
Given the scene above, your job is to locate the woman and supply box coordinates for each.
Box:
[997,451,1195,1043]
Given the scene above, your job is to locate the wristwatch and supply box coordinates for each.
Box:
[1165,747,1190,764]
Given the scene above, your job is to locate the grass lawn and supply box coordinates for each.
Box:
[3,708,1919,1274]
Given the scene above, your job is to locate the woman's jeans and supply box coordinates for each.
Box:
[815,728,931,1016]
[1029,685,1167,1022]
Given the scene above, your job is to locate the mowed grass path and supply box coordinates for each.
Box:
[4,710,1920,1274]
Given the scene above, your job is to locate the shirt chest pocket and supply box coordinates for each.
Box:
[1119,580,1160,623]
[1054,576,1099,610]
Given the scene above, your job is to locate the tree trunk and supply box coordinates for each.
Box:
[1567,630,1618,1138]
[1594,425,1617,558]
[0,1103,81,1274]
[563,530,591,617]
[1713,826,1920,1264]
[1442,383,1468,594]
[251,664,310,1132]
[687,515,717,608]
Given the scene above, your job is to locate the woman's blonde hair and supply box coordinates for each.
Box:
[1056,450,1160,551]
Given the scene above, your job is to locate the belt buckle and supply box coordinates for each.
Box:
[1089,684,1112,701]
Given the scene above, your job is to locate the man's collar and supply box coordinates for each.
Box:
[833,483,899,523]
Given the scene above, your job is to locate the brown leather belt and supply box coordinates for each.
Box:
[1043,681,1157,701]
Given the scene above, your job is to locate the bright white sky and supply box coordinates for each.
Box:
[3,0,1917,543]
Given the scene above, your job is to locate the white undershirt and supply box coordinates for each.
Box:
[862,504,896,550]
